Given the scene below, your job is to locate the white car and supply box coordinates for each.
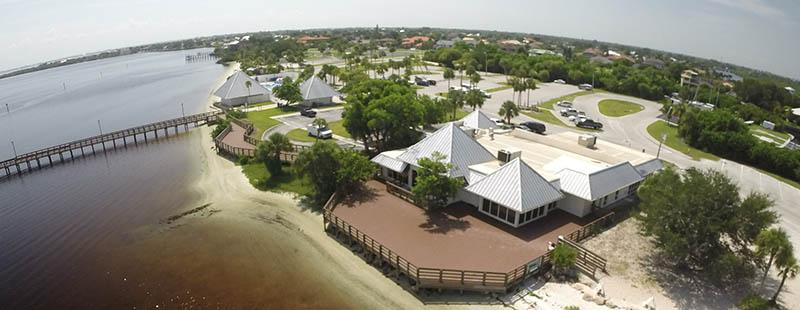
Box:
[569,115,589,124]
[556,101,572,108]
[307,124,333,139]
[553,79,566,84]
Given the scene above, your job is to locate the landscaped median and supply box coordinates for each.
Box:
[597,99,644,117]
[645,120,719,161]
[538,90,594,110]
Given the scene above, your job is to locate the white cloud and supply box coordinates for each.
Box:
[707,0,785,18]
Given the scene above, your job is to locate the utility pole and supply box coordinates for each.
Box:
[657,133,667,159]
[181,102,185,118]
[10,140,17,158]
[98,120,103,135]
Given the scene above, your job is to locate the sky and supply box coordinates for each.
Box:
[1,0,799,79]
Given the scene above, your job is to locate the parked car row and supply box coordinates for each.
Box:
[559,107,603,130]
[449,83,491,98]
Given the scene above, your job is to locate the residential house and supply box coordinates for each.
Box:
[435,39,458,49]
[641,58,666,69]
[297,35,329,45]
[401,36,430,47]
[372,112,662,228]
[213,71,271,107]
[680,69,700,87]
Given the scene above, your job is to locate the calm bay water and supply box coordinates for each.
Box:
[0,51,357,309]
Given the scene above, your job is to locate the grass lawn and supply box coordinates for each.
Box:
[328,120,351,138]
[485,85,513,93]
[646,120,720,161]
[749,125,791,144]
[598,99,644,117]
[286,128,316,143]
[244,106,298,138]
[241,163,312,196]
[446,109,470,121]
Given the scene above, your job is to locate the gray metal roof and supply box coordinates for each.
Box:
[397,123,496,179]
[299,76,341,100]
[461,110,497,130]
[213,71,270,100]
[371,150,407,173]
[465,158,564,213]
[557,162,644,201]
[634,158,663,177]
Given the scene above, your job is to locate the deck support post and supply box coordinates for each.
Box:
[91,144,95,155]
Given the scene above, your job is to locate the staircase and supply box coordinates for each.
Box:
[557,236,607,279]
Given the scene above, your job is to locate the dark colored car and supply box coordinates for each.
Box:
[577,119,603,129]
[300,108,317,117]
[519,121,546,134]
[414,76,436,86]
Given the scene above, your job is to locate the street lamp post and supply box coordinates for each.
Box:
[657,133,667,159]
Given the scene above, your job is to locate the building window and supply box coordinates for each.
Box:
[490,203,498,215]
[482,199,490,212]
[507,210,517,223]
[499,206,507,220]
[614,190,619,201]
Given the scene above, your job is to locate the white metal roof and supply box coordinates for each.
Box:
[213,71,270,100]
[397,123,496,179]
[557,162,644,201]
[460,109,497,130]
[371,150,407,173]
[465,158,564,213]
[299,76,341,101]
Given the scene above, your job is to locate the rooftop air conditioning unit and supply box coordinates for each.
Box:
[578,134,597,148]
[498,148,522,163]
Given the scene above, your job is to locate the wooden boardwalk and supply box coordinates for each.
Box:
[0,111,223,179]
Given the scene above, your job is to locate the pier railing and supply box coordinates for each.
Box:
[322,192,552,293]
[1,111,223,178]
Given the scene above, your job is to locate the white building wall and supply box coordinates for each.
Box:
[558,194,592,217]
[455,189,481,207]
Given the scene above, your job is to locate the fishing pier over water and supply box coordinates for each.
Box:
[0,112,223,179]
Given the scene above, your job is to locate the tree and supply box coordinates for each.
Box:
[771,248,798,304]
[256,133,293,176]
[443,67,455,90]
[498,100,520,124]
[465,89,485,111]
[273,77,303,107]
[294,141,341,201]
[525,78,537,108]
[755,228,791,286]
[551,243,578,276]
[244,80,253,108]
[342,79,424,153]
[311,118,328,142]
[447,89,466,120]
[469,72,481,88]
[637,167,777,273]
[335,149,376,192]
[411,152,463,209]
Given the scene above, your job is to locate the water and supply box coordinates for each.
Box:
[0,51,357,309]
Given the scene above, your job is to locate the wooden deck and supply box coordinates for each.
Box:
[323,180,603,293]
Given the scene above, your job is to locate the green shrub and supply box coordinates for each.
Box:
[238,155,250,165]
[737,293,769,310]
[210,119,230,139]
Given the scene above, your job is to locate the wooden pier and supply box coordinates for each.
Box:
[0,111,223,179]
[185,52,218,63]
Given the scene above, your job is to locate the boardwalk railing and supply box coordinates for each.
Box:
[385,181,417,206]
[322,192,551,293]
[1,111,223,179]
[557,236,608,279]
[563,211,615,243]
[213,116,310,161]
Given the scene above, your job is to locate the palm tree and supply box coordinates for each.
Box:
[244,80,252,109]
[469,72,481,89]
[498,100,520,124]
[443,68,455,90]
[525,78,537,108]
[772,250,799,304]
[756,228,792,286]
[257,133,293,175]
[511,77,526,106]
[466,89,485,111]
[311,118,329,142]
[447,89,466,120]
